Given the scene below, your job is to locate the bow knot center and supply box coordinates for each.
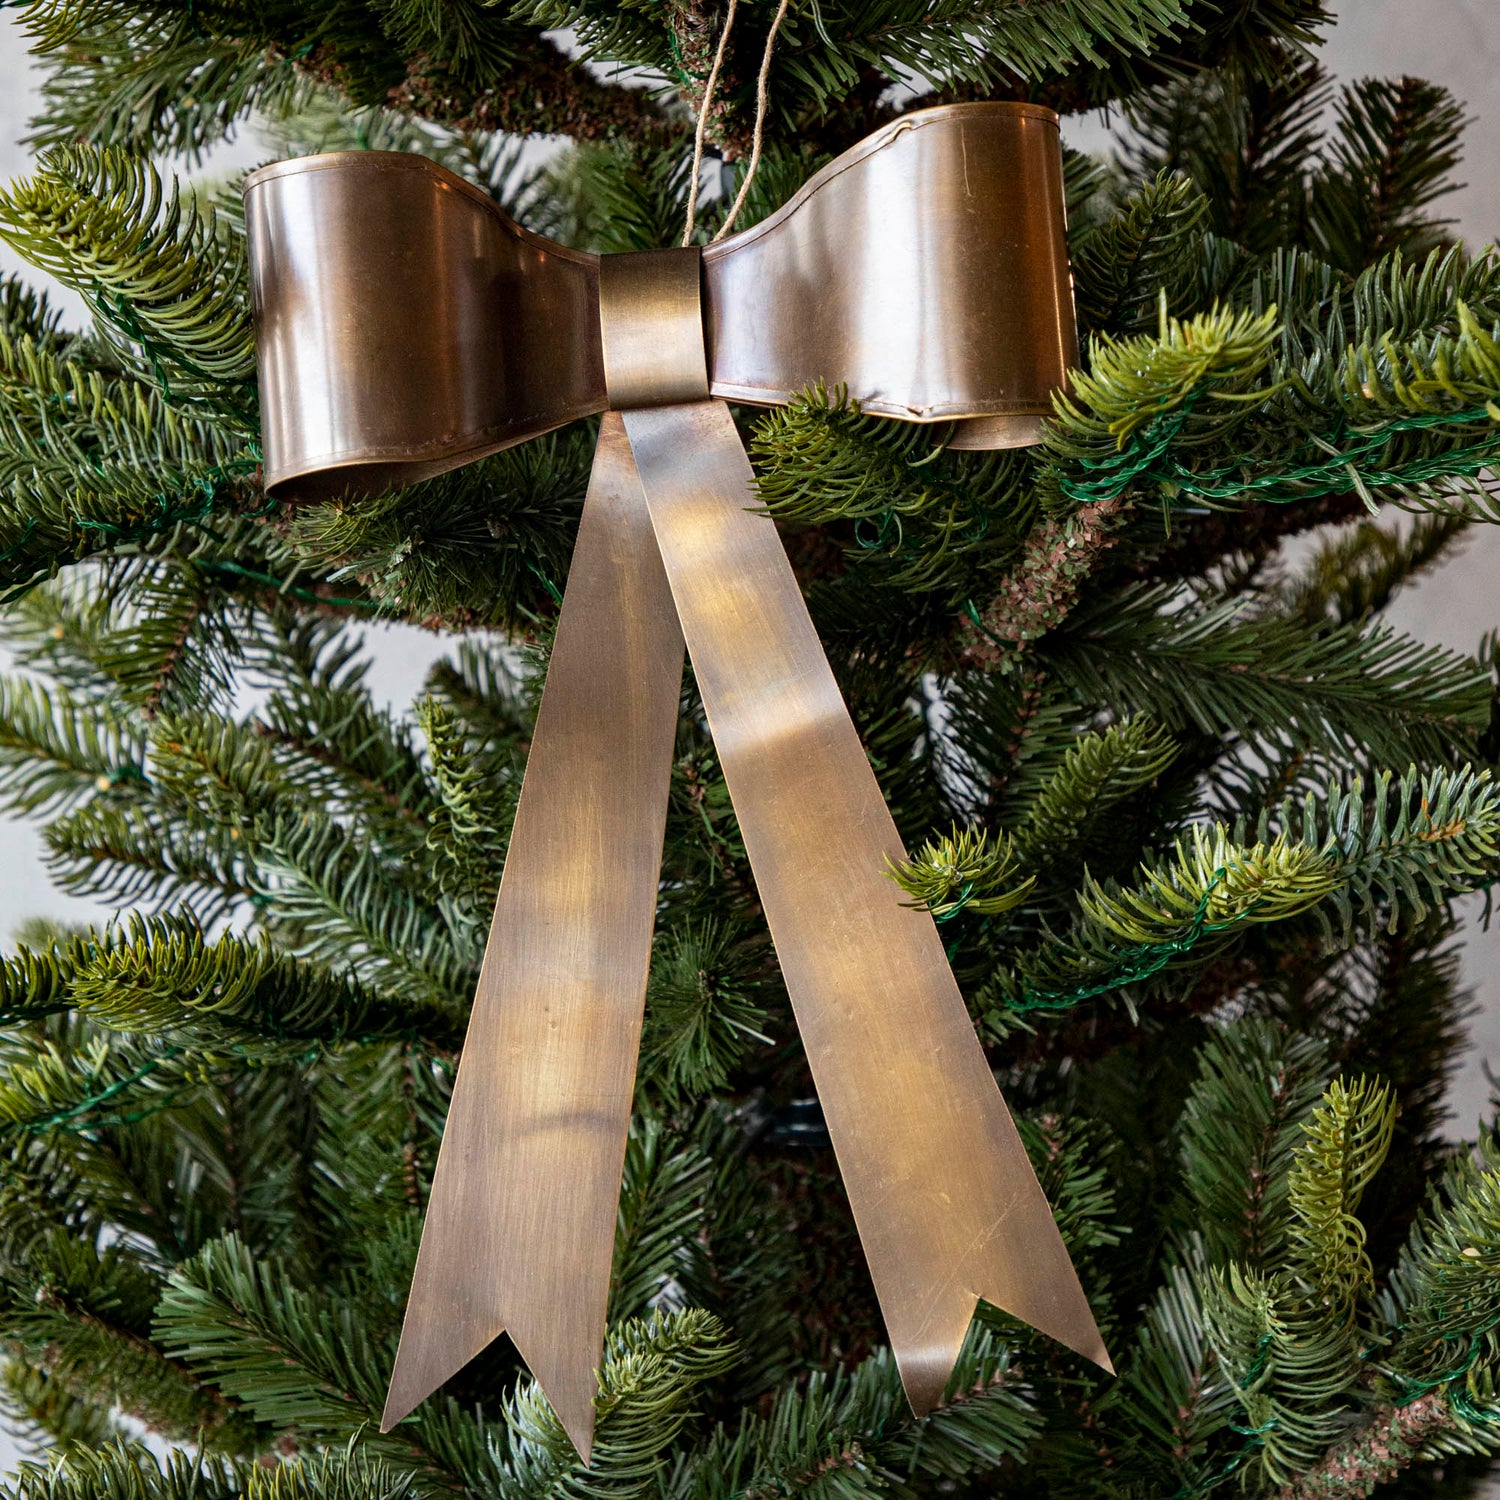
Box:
[597,247,709,411]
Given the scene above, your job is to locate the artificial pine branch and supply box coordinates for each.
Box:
[958,495,1127,667]
[0,0,1496,1494]
[379,32,671,143]
[67,919,464,1053]
[1278,1393,1457,1500]
[0,1358,119,1455]
[159,1234,496,1494]
[1071,172,1210,337]
[0,1444,247,1500]
[0,147,255,389]
[20,0,669,158]
[1311,77,1470,275]
[0,1440,420,1498]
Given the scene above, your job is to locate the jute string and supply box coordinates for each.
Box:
[682,0,792,246]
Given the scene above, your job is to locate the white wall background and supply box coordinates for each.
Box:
[0,0,1496,1474]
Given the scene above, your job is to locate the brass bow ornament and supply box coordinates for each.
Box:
[244,101,1110,1461]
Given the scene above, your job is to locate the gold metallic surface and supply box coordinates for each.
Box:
[246,101,1103,1463]
[245,152,603,500]
[380,412,683,1459]
[946,412,1051,451]
[598,248,709,408]
[701,103,1077,424]
[244,101,1076,498]
[626,402,1110,1413]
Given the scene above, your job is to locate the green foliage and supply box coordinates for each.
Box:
[252,812,475,1012]
[0,1,1497,1496]
[985,765,1500,1018]
[750,385,1031,588]
[887,825,1034,919]
[414,696,515,931]
[636,922,770,1106]
[282,433,592,628]
[609,1119,713,1326]
[0,676,145,816]
[67,918,461,1053]
[1072,171,1210,336]
[21,1,311,162]
[674,1326,1039,1500]
[0,1358,118,1454]
[1311,76,1470,274]
[503,1311,737,1498]
[525,138,695,254]
[1380,1128,1500,1396]
[1176,1021,1332,1266]
[779,0,1193,95]
[1121,52,1331,254]
[0,1445,245,1500]
[252,1444,419,1500]
[1056,301,1284,454]
[0,1195,265,1450]
[0,332,253,596]
[1203,1077,1397,1487]
[1116,1259,1236,1491]
[1286,1076,1396,1307]
[0,147,254,388]
[992,824,1337,1008]
[160,1233,498,1493]
[524,0,1193,115]
[1010,717,1180,867]
[1044,583,1489,764]
[1285,764,1500,940]
[0,1441,419,1499]
[1282,512,1468,627]
[1044,272,1500,526]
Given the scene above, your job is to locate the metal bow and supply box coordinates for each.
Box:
[244,100,1109,1462]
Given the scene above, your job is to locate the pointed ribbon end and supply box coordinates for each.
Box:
[883,1198,1115,1418]
[894,1295,1113,1425]
[891,1291,980,1420]
[543,1374,600,1470]
[993,1290,1114,1382]
[380,1372,426,1434]
[381,1332,602,1461]
[510,1328,600,1469]
[382,1315,504,1435]
[1029,1289,1113,1378]
[1077,1328,1115,1378]
[899,1356,959,1421]
[567,1420,596,1470]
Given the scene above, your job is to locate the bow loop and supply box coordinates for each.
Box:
[245,152,604,501]
[245,101,1078,502]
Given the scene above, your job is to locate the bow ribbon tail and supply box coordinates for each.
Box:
[622,400,1112,1409]
[381,412,684,1460]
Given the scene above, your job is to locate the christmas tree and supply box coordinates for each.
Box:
[0,0,1498,1494]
